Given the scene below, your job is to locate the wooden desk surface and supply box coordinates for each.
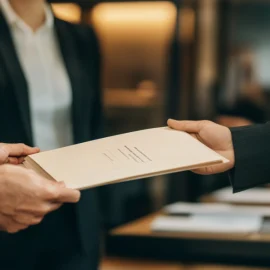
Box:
[101,257,182,270]
[101,257,269,270]
[107,212,270,266]
[111,212,270,242]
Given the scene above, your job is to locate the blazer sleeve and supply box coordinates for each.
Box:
[229,123,270,193]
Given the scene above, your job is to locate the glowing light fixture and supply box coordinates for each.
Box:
[52,3,81,24]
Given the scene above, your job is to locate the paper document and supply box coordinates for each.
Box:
[151,214,262,234]
[23,127,228,190]
[164,202,270,216]
[210,187,270,204]
[164,202,232,215]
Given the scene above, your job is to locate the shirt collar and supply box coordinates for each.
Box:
[0,0,54,33]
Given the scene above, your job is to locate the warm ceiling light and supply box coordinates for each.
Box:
[51,3,81,23]
[92,2,176,26]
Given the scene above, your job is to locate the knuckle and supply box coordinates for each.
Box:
[202,120,211,126]
[45,185,60,200]
[198,121,208,130]
[52,189,60,200]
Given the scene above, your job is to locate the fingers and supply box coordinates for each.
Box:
[6,157,21,165]
[2,143,39,157]
[0,213,28,234]
[6,223,28,234]
[192,163,231,175]
[168,119,209,133]
[47,202,63,212]
[14,202,62,224]
[48,183,81,203]
[57,188,81,203]
[0,143,39,165]
[12,213,44,226]
[41,179,80,204]
[16,202,63,217]
[0,167,77,234]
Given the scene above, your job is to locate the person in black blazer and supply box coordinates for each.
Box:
[0,1,103,270]
[168,119,270,192]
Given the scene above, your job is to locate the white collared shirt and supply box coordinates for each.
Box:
[0,0,73,151]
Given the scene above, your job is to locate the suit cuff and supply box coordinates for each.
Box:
[229,124,270,193]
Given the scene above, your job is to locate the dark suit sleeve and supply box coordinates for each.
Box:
[230,123,270,193]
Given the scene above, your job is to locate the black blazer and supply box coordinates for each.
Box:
[230,123,270,193]
[0,12,103,270]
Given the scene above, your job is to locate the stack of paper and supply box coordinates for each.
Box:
[164,202,232,215]
[164,202,270,216]
[209,187,270,204]
[151,202,269,234]
[151,214,262,234]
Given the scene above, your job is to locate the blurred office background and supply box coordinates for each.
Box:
[49,0,270,229]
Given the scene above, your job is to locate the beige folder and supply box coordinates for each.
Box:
[23,127,229,190]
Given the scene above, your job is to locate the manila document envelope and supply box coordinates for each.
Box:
[23,127,229,190]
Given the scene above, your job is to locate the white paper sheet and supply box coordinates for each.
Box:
[151,214,262,234]
[164,202,232,215]
[164,202,270,216]
[211,187,270,204]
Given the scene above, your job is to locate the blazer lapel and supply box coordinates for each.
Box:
[54,19,84,144]
[0,12,33,144]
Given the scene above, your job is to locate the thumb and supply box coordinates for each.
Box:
[168,119,203,134]
[50,181,81,203]
[57,187,81,203]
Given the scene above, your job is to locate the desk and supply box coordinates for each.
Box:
[101,257,182,270]
[101,257,269,270]
[106,213,270,267]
